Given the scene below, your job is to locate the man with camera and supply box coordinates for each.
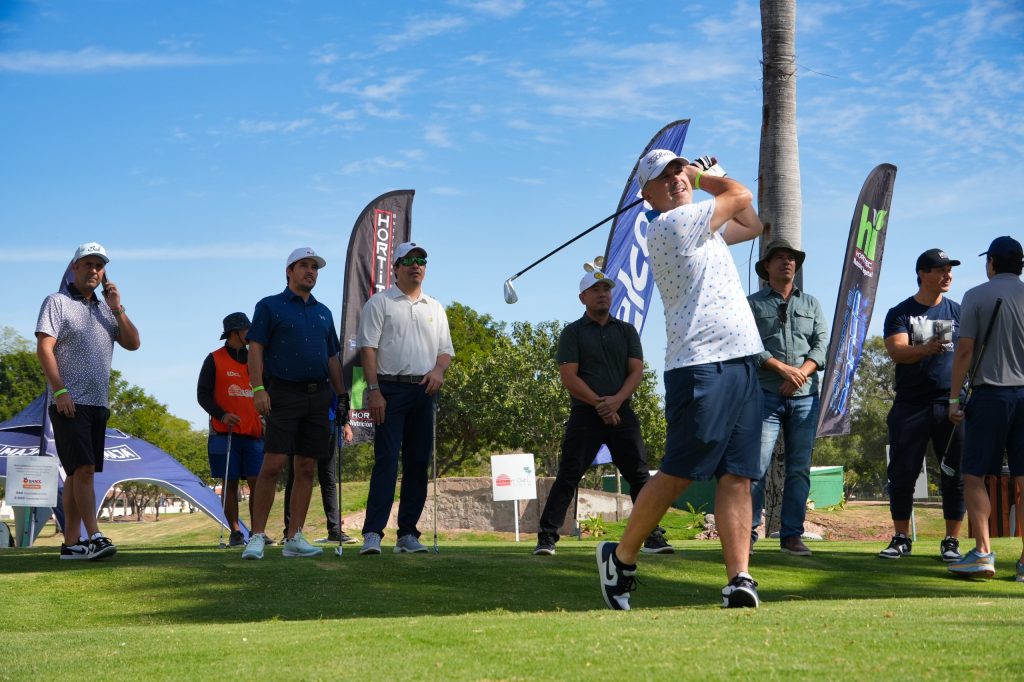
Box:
[879,249,965,562]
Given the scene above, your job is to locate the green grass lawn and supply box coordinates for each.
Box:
[3,504,1023,681]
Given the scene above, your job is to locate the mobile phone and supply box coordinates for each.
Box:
[102,274,110,297]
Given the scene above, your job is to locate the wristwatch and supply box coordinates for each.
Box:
[368,383,380,391]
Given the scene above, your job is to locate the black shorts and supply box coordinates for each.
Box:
[263,383,332,460]
[49,404,110,476]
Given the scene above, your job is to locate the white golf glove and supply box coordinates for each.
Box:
[690,155,727,177]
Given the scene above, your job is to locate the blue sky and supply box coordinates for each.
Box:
[2,0,1022,429]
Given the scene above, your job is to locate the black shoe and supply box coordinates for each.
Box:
[88,535,117,560]
[533,533,557,556]
[878,533,912,559]
[721,572,760,608]
[596,541,637,610]
[641,526,675,554]
[319,530,360,545]
[228,531,246,547]
[60,539,90,560]
[780,536,812,556]
[940,536,962,563]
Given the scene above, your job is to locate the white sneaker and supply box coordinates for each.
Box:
[360,531,382,555]
[282,532,323,558]
[242,533,266,560]
[394,534,429,553]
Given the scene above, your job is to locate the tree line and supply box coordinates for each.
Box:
[1,313,902,498]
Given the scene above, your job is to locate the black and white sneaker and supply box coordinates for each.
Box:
[596,541,637,611]
[88,535,117,560]
[878,534,912,559]
[940,536,962,563]
[60,539,90,560]
[533,533,557,556]
[641,526,675,554]
[721,572,760,608]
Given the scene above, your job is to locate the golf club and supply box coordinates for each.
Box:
[940,297,1003,476]
[217,427,233,549]
[432,395,439,554]
[503,198,644,304]
[333,418,345,558]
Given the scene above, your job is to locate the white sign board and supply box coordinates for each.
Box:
[6,456,59,507]
[490,454,537,502]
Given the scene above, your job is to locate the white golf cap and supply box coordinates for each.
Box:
[579,270,615,293]
[286,247,326,269]
[637,149,691,189]
[394,242,428,262]
[73,242,109,264]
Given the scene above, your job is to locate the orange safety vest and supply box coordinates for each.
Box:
[209,347,263,438]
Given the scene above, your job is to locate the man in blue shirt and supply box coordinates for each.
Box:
[241,247,349,560]
[880,249,965,562]
[747,240,828,556]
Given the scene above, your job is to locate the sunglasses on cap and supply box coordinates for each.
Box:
[397,256,427,266]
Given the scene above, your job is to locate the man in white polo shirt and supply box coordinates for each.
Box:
[357,242,455,555]
[596,151,765,610]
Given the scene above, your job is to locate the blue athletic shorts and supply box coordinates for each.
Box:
[660,357,762,481]
[208,433,265,480]
[962,386,1024,477]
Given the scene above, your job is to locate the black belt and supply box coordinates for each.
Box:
[378,374,424,384]
[270,378,328,394]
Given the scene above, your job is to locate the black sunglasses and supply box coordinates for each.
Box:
[777,301,789,325]
[397,256,427,266]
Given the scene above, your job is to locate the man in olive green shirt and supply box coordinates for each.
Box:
[747,240,828,556]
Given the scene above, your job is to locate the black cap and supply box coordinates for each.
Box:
[220,312,251,340]
[979,236,1023,260]
[915,248,960,272]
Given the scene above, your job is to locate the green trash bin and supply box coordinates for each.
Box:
[602,473,716,512]
[808,466,844,507]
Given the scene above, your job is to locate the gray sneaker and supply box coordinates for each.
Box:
[360,531,382,555]
[242,533,266,560]
[394,534,429,553]
[282,531,323,558]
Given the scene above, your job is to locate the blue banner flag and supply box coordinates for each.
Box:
[602,119,690,334]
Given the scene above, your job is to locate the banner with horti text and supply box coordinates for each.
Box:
[816,164,898,437]
[338,190,414,444]
[602,119,689,335]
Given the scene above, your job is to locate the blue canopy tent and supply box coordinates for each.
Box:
[0,394,244,546]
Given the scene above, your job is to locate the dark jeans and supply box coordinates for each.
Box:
[538,404,650,540]
[362,382,436,538]
[886,400,964,521]
[283,426,340,534]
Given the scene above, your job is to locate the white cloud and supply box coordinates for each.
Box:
[425,124,454,147]
[238,118,313,134]
[0,46,241,73]
[380,16,467,52]
[432,186,466,196]
[451,0,526,19]
[339,156,411,175]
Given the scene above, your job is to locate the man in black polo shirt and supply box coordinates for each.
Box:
[533,269,672,555]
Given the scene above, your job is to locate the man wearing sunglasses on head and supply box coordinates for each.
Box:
[357,242,455,555]
[747,240,827,557]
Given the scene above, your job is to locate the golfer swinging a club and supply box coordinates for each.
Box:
[596,150,766,610]
[356,242,454,555]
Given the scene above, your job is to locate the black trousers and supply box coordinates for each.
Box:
[538,404,650,539]
[886,400,964,521]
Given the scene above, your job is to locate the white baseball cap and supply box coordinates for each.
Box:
[637,149,691,188]
[394,242,428,262]
[286,247,326,269]
[579,270,615,293]
[73,242,109,264]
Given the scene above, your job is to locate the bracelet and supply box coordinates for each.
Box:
[252,385,266,393]
[112,305,125,317]
[948,397,960,404]
[53,388,69,398]
[694,171,704,191]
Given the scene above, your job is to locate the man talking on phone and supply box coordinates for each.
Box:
[36,242,141,561]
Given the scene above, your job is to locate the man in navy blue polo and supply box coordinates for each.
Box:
[241,247,350,560]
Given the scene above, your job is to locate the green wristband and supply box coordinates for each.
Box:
[694,171,704,191]
[948,397,960,404]
[252,385,265,393]
[53,388,69,398]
